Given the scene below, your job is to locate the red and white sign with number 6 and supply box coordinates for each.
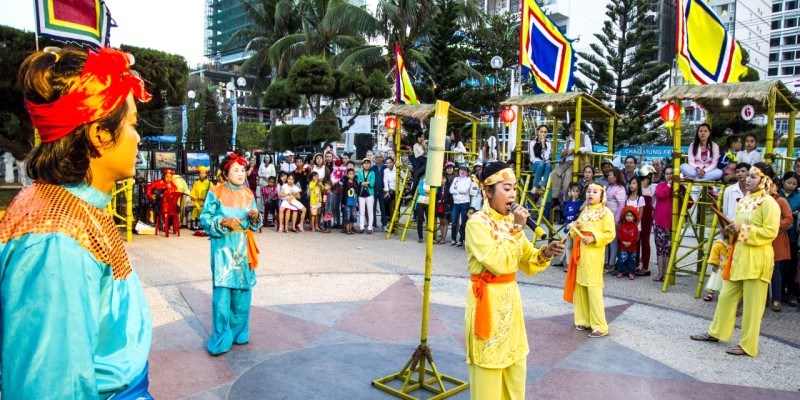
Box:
[741,104,755,121]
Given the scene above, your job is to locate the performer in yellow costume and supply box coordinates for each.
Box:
[692,162,780,356]
[190,166,212,231]
[464,161,564,400]
[563,183,616,338]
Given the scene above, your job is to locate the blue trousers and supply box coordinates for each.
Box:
[451,202,469,242]
[617,251,638,275]
[531,161,552,188]
[207,287,252,356]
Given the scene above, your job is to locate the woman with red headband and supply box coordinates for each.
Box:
[0,47,153,398]
[200,150,262,355]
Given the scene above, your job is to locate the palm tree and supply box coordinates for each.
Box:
[267,0,382,77]
[227,0,300,93]
[331,0,437,73]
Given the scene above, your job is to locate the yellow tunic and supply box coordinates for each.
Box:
[730,190,779,283]
[570,204,616,287]
[464,204,552,368]
[190,179,212,219]
[309,180,322,206]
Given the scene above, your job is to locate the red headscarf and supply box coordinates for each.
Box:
[25,48,152,143]
[222,153,247,172]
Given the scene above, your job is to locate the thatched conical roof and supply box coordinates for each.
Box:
[660,80,800,114]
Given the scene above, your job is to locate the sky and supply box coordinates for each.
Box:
[0,0,207,67]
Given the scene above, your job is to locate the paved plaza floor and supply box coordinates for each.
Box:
[128,226,800,399]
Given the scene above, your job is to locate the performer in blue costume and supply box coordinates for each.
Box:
[0,47,153,398]
[200,151,262,355]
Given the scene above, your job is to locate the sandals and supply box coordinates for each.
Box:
[690,333,719,342]
[575,325,588,331]
[772,301,782,312]
[588,331,608,338]
[703,294,714,302]
[726,345,747,356]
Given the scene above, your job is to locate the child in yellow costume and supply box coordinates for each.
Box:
[692,162,780,356]
[703,234,731,302]
[563,183,616,338]
[190,166,212,231]
[464,162,565,400]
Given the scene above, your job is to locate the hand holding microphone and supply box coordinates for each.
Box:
[509,203,564,258]
[509,203,547,237]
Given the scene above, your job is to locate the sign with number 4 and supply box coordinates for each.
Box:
[741,104,755,121]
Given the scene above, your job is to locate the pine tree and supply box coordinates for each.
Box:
[420,0,481,109]
[577,0,670,148]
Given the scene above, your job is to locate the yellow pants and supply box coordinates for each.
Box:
[573,284,608,334]
[468,357,526,400]
[708,278,768,356]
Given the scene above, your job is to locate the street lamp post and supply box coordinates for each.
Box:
[491,55,503,136]
[186,90,196,150]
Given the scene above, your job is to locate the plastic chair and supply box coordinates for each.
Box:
[155,192,183,237]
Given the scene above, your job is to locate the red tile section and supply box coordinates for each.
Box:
[335,276,448,342]
[179,286,330,350]
[526,319,588,368]
[148,350,235,399]
[528,368,800,400]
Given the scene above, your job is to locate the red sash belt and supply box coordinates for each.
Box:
[563,232,592,304]
[471,271,516,339]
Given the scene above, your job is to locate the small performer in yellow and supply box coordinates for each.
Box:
[563,183,616,338]
[464,161,564,400]
[692,162,780,356]
[190,166,212,231]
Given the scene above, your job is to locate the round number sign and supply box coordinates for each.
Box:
[741,104,755,121]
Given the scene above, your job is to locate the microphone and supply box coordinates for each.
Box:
[509,203,547,237]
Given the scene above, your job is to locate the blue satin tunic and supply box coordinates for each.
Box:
[0,183,152,399]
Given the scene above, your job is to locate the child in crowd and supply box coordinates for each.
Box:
[626,177,645,227]
[343,168,359,234]
[308,171,322,232]
[330,160,345,229]
[321,180,332,233]
[280,174,306,232]
[720,135,741,183]
[276,172,289,231]
[703,232,731,302]
[652,166,674,281]
[467,207,476,219]
[737,133,762,165]
[617,206,640,280]
[554,183,584,267]
[262,176,279,227]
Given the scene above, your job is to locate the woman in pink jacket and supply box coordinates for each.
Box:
[653,166,675,281]
[680,124,723,181]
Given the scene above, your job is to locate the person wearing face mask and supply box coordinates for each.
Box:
[449,165,472,246]
[464,162,564,399]
[200,151,263,356]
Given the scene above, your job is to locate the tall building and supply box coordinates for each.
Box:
[770,0,800,89]
[205,0,256,66]
[648,0,677,65]
[710,0,770,80]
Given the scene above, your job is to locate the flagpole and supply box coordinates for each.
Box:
[32,1,39,51]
